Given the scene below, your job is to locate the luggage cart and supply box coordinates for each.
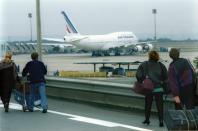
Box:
[14,79,41,112]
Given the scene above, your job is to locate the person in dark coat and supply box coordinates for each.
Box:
[0,52,18,112]
[22,52,48,113]
[168,48,195,110]
[136,50,168,127]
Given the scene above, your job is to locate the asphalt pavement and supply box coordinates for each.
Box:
[0,96,168,131]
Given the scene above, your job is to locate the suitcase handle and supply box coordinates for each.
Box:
[188,111,197,130]
[179,110,190,130]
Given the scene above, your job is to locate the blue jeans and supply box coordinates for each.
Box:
[28,82,48,110]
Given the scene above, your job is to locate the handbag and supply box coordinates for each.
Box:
[133,78,154,95]
[133,62,154,95]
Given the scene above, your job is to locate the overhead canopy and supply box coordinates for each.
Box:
[74,61,142,65]
[74,61,143,72]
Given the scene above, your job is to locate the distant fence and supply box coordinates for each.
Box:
[58,70,137,78]
[59,71,107,78]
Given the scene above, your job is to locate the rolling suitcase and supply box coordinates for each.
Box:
[164,108,198,130]
[187,108,198,129]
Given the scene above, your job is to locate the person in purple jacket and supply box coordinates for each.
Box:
[22,52,48,113]
[168,48,195,110]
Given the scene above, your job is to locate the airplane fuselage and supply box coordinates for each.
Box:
[64,32,138,51]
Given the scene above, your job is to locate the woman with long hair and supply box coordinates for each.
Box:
[0,52,18,112]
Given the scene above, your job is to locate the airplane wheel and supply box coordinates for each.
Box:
[115,52,120,56]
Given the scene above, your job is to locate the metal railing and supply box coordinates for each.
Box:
[45,76,174,111]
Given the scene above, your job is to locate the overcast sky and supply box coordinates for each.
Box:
[0,0,198,41]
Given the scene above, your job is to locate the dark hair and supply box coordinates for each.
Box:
[31,52,38,60]
[148,50,159,61]
[169,48,180,60]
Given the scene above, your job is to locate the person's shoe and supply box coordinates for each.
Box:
[28,108,33,112]
[159,121,164,127]
[4,103,9,113]
[142,120,150,125]
[4,107,8,112]
[42,109,47,113]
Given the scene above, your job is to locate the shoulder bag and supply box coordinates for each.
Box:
[133,62,154,95]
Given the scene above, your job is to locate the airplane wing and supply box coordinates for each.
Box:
[102,43,124,50]
[43,38,65,43]
[27,42,74,47]
[42,43,73,47]
[102,42,134,50]
[42,38,74,47]
[102,42,154,52]
[43,37,88,43]
[138,41,156,45]
[70,37,88,43]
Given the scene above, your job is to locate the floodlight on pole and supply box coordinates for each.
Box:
[152,9,157,41]
[28,13,32,42]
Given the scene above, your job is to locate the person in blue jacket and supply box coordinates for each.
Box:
[22,52,48,113]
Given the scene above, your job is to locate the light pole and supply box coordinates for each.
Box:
[36,0,42,61]
[28,13,32,42]
[152,9,157,41]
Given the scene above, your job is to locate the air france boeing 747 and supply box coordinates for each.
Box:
[44,11,153,56]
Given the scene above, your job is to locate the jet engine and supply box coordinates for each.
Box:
[143,44,153,51]
[134,45,143,52]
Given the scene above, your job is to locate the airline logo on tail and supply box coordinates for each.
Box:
[61,11,78,34]
[66,26,71,33]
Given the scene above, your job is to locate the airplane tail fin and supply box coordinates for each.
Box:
[61,11,78,34]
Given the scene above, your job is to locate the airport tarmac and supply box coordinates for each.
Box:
[13,51,198,75]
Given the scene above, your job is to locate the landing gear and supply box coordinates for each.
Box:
[114,48,120,56]
[92,51,97,56]
[92,51,110,57]
[92,51,102,56]
[115,52,120,56]
[103,51,110,56]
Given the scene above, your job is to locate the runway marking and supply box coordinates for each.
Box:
[0,102,152,131]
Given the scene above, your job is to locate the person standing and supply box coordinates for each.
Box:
[136,50,168,127]
[22,52,48,113]
[168,48,195,110]
[0,52,18,112]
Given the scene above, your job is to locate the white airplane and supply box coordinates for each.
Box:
[44,11,153,56]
